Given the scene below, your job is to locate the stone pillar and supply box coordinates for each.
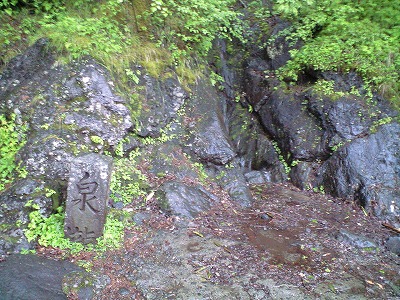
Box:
[64,153,113,244]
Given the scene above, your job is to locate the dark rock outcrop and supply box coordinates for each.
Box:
[135,74,188,137]
[157,181,218,218]
[184,79,236,165]
[227,102,287,182]
[0,254,84,300]
[0,39,133,253]
[257,88,327,160]
[242,17,400,224]
[320,123,400,225]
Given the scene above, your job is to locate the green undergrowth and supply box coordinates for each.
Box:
[2,0,399,110]
[23,204,131,254]
[0,0,247,88]
[274,0,400,108]
[110,147,149,205]
[311,79,362,101]
[0,113,27,192]
[144,0,245,61]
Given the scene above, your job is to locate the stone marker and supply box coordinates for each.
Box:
[65,153,113,244]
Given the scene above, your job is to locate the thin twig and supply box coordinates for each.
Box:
[382,223,400,234]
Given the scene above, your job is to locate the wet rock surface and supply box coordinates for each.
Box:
[320,123,400,226]
[135,75,187,137]
[157,181,218,218]
[0,254,84,300]
[257,88,327,160]
[244,57,400,224]
[184,79,236,166]
[386,237,400,256]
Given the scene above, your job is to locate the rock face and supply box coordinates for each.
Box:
[0,39,131,181]
[320,123,400,223]
[0,39,133,253]
[240,17,400,225]
[157,181,218,218]
[0,254,84,300]
[1,17,400,258]
[184,79,236,165]
[257,88,327,160]
[135,74,188,137]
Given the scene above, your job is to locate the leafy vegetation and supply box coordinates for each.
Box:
[110,148,149,205]
[0,0,63,15]
[0,0,245,78]
[1,0,398,106]
[24,202,129,254]
[0,114,26,192]
[274,0,400,106]
[144,0,244,61]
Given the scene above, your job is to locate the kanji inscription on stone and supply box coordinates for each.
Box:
[65,153,113,244]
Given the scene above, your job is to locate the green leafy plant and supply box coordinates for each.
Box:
[272,140,291,175]
[37,12,132,61]
[24,203,128,254]
[90,135,104,145]
[0,114,27,192]
[274,0,400,105]
[330,141,344,152]
[370,116,393,133]
[313,185,325,194]
[144,0,245,61]
[110,149,148,205]
[0,0,64,15]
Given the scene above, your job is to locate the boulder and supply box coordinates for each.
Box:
[0,254,84,300]
[184,78,236,165]
[257,88,327,160]
[335,229,378,249]
[320,123,400,225]
[244,171,270,184]
[157,181,218,218]
[385,236,400,256]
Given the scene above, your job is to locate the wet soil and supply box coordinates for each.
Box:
[44,183,399,299]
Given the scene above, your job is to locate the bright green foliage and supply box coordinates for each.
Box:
[24,204,127,254]
[145,0,244,60]
[0,0,63,15]
[275,0,400,105]
[0,22,20,46]
[33,0,135,61]
[110,149,148,205]
[0,12,37,68]
[0,114,26,192]
[0,0,246,85]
